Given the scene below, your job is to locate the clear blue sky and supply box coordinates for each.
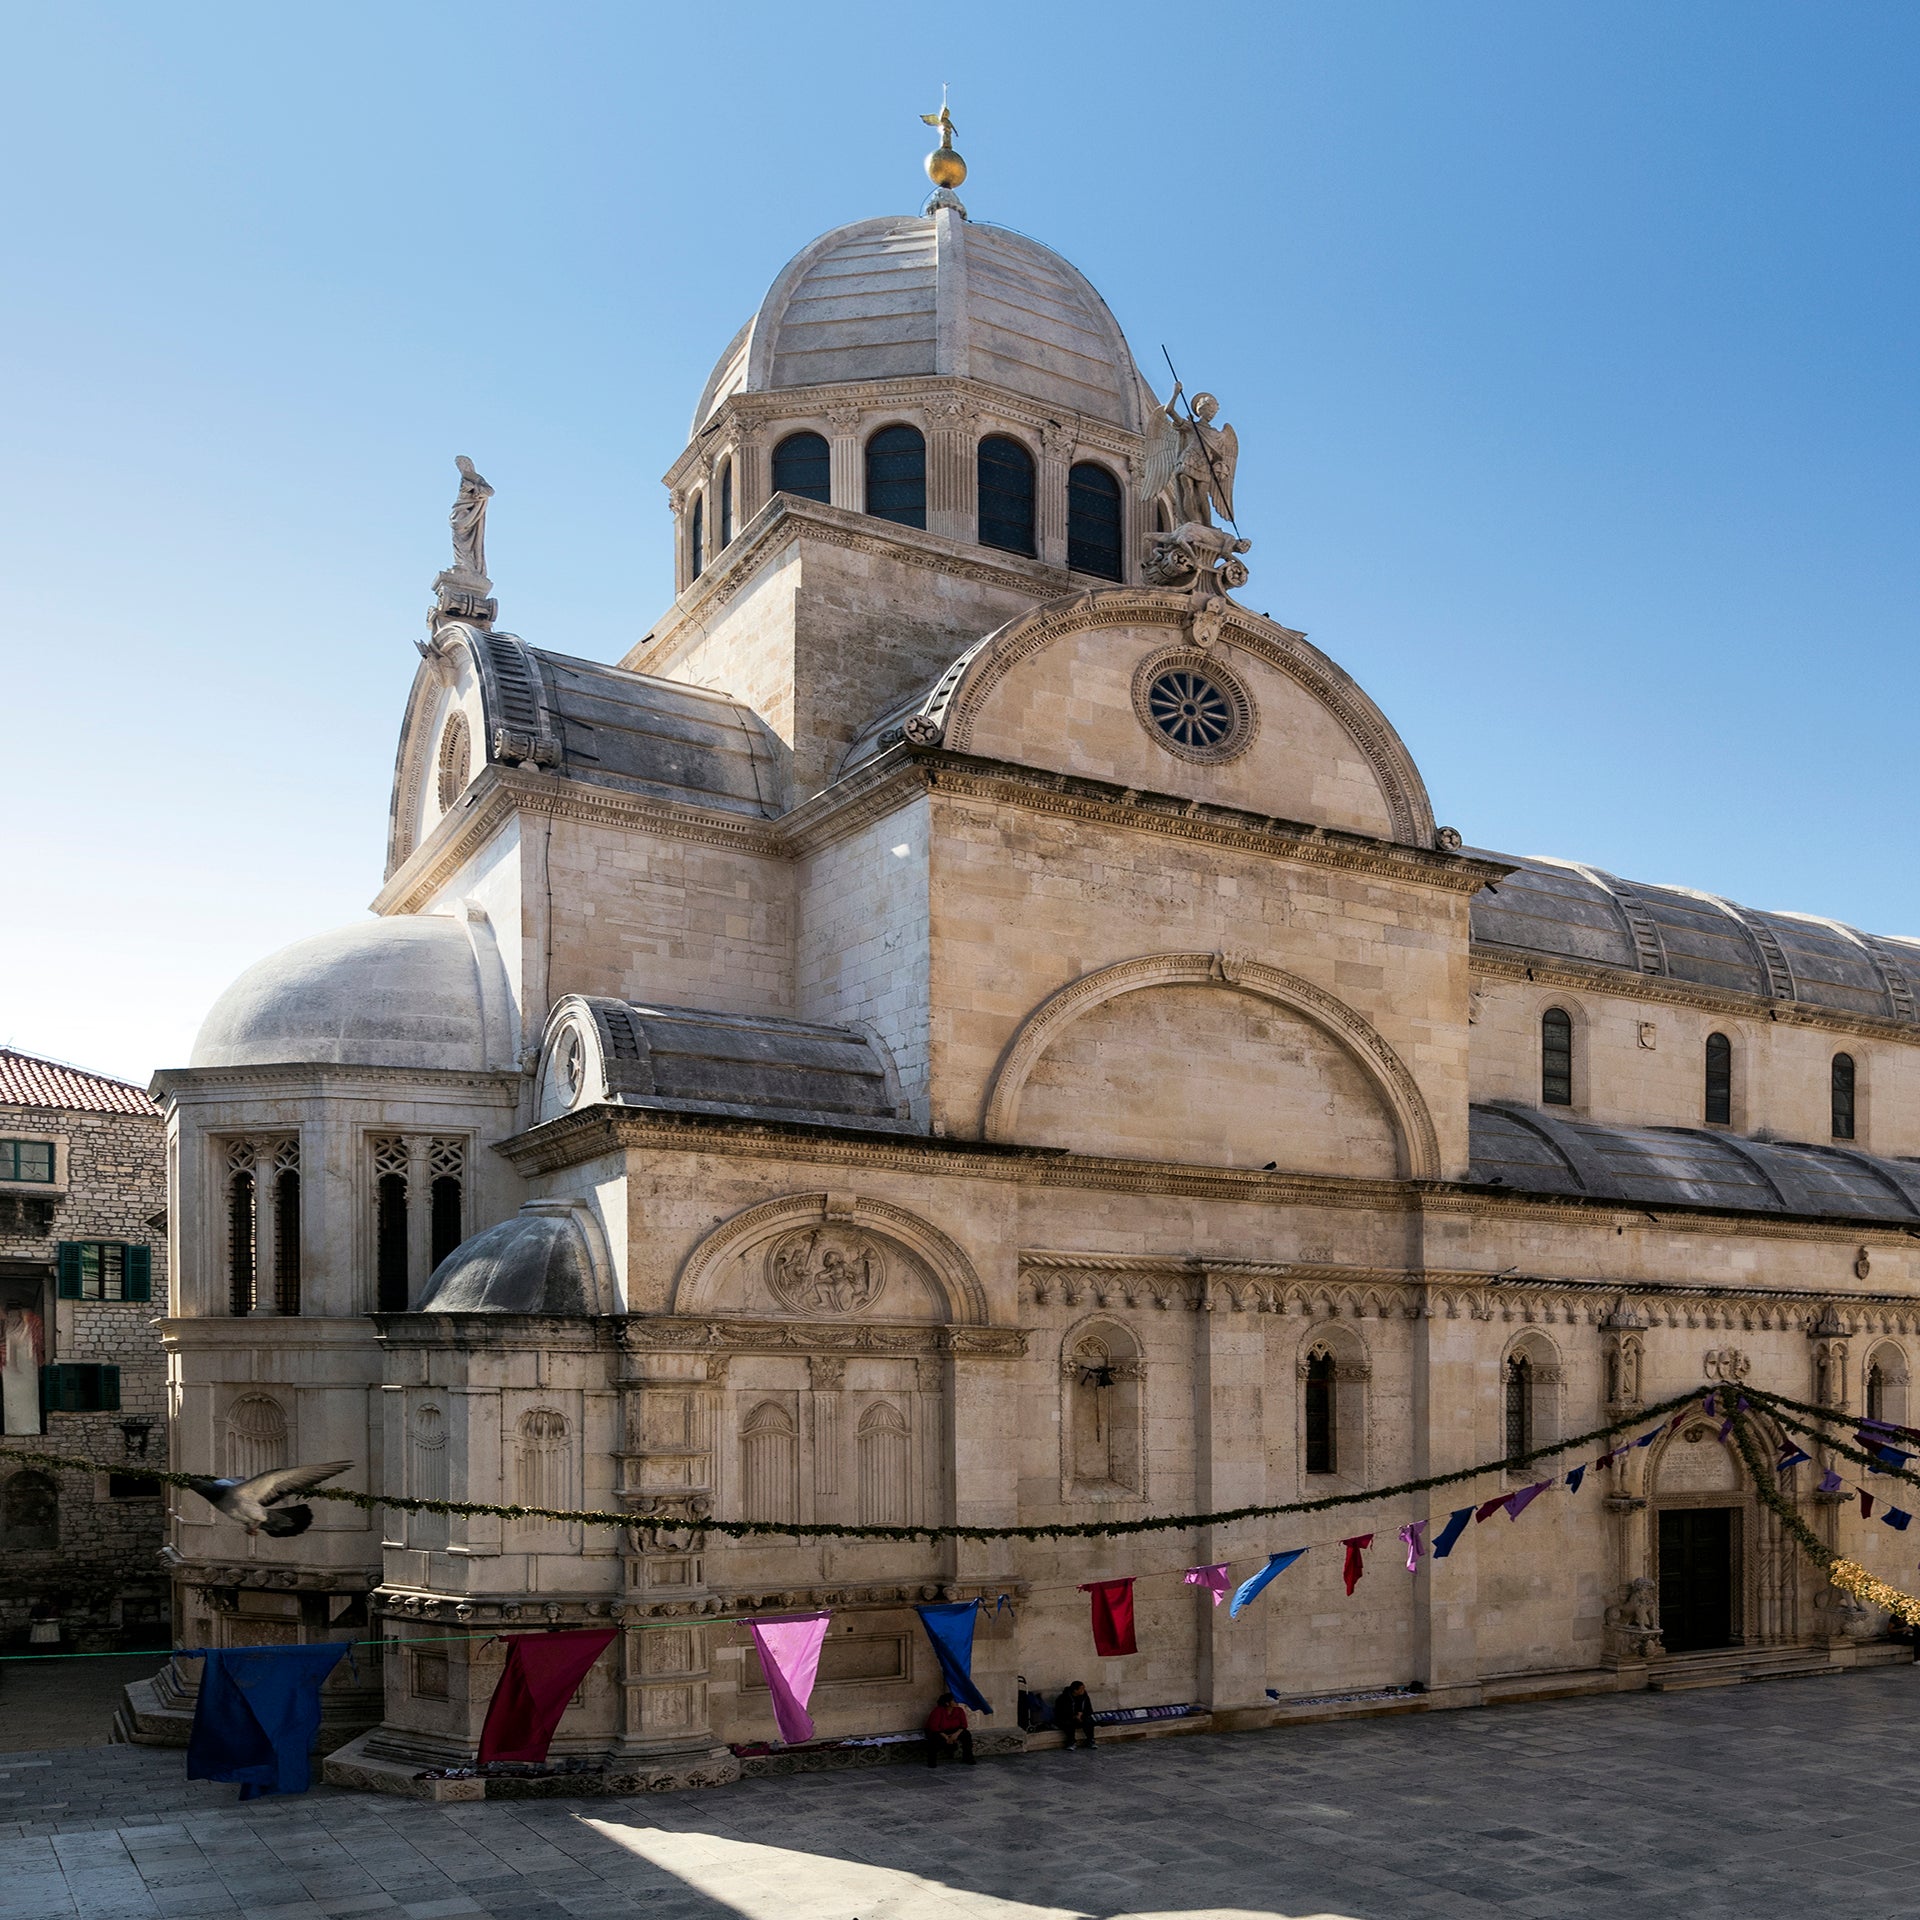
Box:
[5,2,1916,1082]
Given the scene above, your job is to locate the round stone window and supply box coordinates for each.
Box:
[1131,648,1256,764]
[436,709,472,811]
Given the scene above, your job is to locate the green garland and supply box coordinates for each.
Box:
[1739,1386,1920,1497]
[0,1388,1698,1546]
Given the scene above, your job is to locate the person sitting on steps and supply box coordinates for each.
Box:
[925,1691,975,1767]
[1054,1679,1096,1750]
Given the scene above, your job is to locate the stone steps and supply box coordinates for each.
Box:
[1647,1642,1909,1692]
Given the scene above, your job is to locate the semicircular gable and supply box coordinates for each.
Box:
[982,953,1441,1181]
[919,591,1434,847]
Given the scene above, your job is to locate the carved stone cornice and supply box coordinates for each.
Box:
[177,1559,379,1597]
[1470,949,1920,1048]
[613,1315,1026,1359]
[150,1063,522,1102]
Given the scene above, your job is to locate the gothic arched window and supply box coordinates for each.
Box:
[718,459,734,549]
[741,1401,797,1524]
[273,1143,301,1316]
[865,425,926,529]
[1504,1354,1533,1463]
[227,1149,255,1317]
[772,431,831,503]
[373,1137,409,1313]
[1067,461,1124,580]
[1832,1053,1857,1140]
[857,1401,912,1526]
[1541,1009,1574,1107]
[1705,1032,1732,1125]
[428,1139,464,1273]
[689,493,705,581]
[1304,1350,1337,1475]
[977,435,1036,556]
[1868,1362,1886,1425]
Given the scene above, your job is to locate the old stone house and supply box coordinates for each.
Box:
[143,140,1920,1788]
[0,1048,168,1649]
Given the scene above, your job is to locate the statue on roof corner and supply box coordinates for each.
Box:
[1141,381,1252,593]
[430,455,498,633]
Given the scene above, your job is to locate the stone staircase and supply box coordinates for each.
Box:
[1646,1640,1909,1692]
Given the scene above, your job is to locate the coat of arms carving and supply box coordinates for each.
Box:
[765,1227,888,1315]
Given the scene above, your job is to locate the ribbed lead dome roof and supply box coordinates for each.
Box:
[692,212,1147,437]
[1472,854,1920,1025]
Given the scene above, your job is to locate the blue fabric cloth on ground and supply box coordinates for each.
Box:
[186,1643,352,1799]
[915,1602,992,1713]
[1229,1549,1306,1619]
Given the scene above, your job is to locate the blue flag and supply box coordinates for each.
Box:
[186,1643,352,1799]
[1884,1508,1913,1531]
[1229,1549,1307,1619]
[915,1601,992,1713]
[1565,1466,1586,1494]
[1431,1507,1475,1558]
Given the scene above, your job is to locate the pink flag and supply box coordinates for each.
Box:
[1398,1521,1428,1571]
[1184,1563,1232,1606]
[749,1612,832,1745]
[1504,1482,1550,1521]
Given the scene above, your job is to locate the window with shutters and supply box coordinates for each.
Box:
[1832,1053,1857,1140]
[1704,1032,1733,1125]
[1067,461,1124,580]
[771,431,831,503]
[718,459,734,549]
[865,425,926,528]
[977,434,1036,556]
[42,1365,119,1414]
[0,1141,55,1183]
[1541,1008,1574,1107]
[56,1242,150,1303]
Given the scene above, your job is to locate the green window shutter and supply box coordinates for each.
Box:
[101,1365,121,1412]
[56,1243,83,1299]
[125,1245,152,1302]
[41,1365,72,1412]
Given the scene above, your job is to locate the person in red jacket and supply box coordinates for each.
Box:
[924,1692,975,1767]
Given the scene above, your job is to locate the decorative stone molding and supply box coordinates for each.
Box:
[617,1316,1025,1359]
[982,951,1442,1181]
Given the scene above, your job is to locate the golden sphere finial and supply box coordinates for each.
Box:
[920,91,967,194]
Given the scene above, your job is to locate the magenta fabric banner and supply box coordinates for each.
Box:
[1184,1563,1232,1606]
[1398,1521,1428,1571]
[749,1612,832,1745]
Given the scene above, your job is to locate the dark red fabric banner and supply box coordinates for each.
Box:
[1079,1579,1137,1656]
[478,1628,617,1765]
[1340,1534,1373,1597]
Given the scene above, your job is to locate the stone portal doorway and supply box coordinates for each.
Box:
[1658,1506,1736,1651]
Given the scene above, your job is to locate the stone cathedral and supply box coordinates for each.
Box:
[141,126,1920,1788]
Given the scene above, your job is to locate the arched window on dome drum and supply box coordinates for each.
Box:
[429,1138,465,1274]
[977,434,1036,556]
[718,459,733,550]
[771,431,831,503]
[1541,1008,1573,1107]
[865,424,926,529]
[1304,1350,1336,1475]
[1067,461,1124,580]
[688,493,704,582]
[1505,1354,1532,1464]
[228,1164,255,1317]
[1832,1053,1857,1140]
[373,1136,409,1313]
[1704,1032,1732,1126]
[273,1154,301,1316]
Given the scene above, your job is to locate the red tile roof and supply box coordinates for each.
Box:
[0,1048,159,1116]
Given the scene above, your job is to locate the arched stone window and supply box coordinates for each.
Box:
[435,709,471,812]
[1062,1321,1144,1499]
[865,425,926,529]
[741,1401,797,1524]
[227,1141,255,1317]
[1505,1355,1533,1462]
[1296,1324,1370,1485]
[689,493,705,581]
[856,1400,912,1525]
[1503,1331,1564,1466]
[1304,1350,1337,1475]
[224,1394,288,1483]
[1832,1053,1857,1140]
[373,1136,409,1313]
[1704,1032,1732,1126]
[1066,461,1123,580]
[772,431,831,503]
[1867,1344,1908,1428]
[718,458,734,549]
[411,1403,449,1550]
[514,1409,570,1513]
[428,1138,465,1274]
[977,434,1036,556]
[1541,1008,1574,1107]
[272,1142,301,1316]
[0,1470,57,1550]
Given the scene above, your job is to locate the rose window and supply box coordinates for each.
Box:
[1147,669,1235,750]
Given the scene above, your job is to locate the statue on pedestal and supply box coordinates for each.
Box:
[1142,380,1252,592]
[430,455,498,630]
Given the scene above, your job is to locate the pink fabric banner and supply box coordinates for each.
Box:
[1398,1521,1428,1571]
[1184,1563,1232,1606]
[749,1612,832,1745]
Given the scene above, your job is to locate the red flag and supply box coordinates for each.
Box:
[1079,1579,1136,1656]
[1340,1534,1373,1597]
[1860,1489,1875,1520]
[478,1628,617,1765]
[1474,1496,1507,1523]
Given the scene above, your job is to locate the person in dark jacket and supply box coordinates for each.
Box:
[925,1692,975,1767]
[1054,1679,1096,1749]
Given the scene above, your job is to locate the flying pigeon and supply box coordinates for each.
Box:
[183,1461,355,1537]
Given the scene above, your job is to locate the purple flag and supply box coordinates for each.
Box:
[1398,1521,1429,1571]
[1184,1563,1232,1606]
[1504,1482,1550,1521]
[1819,1468,1844,1493]
[1777,1446,1811,1472]
[749,1612,831,1745]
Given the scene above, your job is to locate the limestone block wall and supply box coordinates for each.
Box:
[1470,970,1920,1154]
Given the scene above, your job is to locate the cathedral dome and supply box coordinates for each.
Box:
[692,211,1148,437]
[191,914,506,1072]
[413,1204,605,1314]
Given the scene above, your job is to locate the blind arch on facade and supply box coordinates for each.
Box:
[856,1400,912,1526]
[224,1394,288,1483]
[741,1400,797,1524]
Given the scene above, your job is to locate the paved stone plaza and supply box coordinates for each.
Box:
[4,1665,1920,1919]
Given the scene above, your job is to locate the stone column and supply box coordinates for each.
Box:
[925,399,973,543]
[1194,1278,1268,1720]
[826,407,862,512]
[808,1355,844,1505]
[249,1137,278,1317]
[1038,424,1073,568]
[405,1136,432,1309]
[733,425,767,524]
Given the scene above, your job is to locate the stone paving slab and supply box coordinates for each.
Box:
[6,1665,1920,1916]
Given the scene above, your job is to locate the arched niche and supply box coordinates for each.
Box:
[982,953,1440,1181]
[1060,1317,1145,1501]
[672,1192,988,1326]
